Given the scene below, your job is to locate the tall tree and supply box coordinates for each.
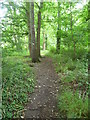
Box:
[26,2,31,56]
[45,34,47,50]
[56,2,61,54]
[30,2,38,62]
[43,30,46,50]
[37,1,43,57]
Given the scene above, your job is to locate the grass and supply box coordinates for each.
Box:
[2,48,89,118]
[41,50,49,56]
[58,89,88,118]
[46,47,89,118]
[2,55,35,118]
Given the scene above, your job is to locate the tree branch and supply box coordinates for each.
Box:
[35,2,40,9]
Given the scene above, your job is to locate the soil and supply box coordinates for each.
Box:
[25,57,60,119]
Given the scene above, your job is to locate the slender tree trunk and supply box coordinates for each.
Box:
[56,2,61,54]
[30,2,38,62]
[26,2,31,57]
[43,31,45,50]
[45,34,47,50]
[37,2,43,57]
[12,7,17,48]
[70,2,76,59]
[74,40,76,58]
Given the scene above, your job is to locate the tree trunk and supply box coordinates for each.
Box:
[45,34,47,50]
[30,2,38,62]
[13,8,18,49]
[43,31,45,50]
[37,2,43,57]
[56,2,61,54]
[26,2,31,57]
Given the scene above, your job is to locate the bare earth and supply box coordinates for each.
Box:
[25,57,60,119]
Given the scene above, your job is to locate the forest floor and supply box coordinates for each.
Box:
[25,57,60,119]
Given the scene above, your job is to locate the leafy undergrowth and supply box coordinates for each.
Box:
[2,56,35,118]
[46,48,89,118]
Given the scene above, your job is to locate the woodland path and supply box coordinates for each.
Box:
[25,57,60,119]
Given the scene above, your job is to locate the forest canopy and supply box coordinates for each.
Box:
[1,0,88,59]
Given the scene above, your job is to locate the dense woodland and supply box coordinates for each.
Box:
[0,0,89,119]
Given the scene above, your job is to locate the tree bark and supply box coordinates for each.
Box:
[45,34,47,50]
[30,2,38,62]
[43,31,45,50]
[26,2,31,57]
[56,2,61,54]
[37,2,43,57]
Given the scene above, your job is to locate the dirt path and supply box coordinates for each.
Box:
[25,57,60,119]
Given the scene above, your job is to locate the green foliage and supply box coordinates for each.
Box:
[1,2,88,55]
[58,89,88,118]
[2,56,35,118]
[46,47,89,118]
[1,1,89,119]
[49,46,56,54]
[2,47,29,57]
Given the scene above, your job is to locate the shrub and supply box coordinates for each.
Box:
[49,46,56,54]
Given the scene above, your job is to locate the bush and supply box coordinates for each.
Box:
[49,46,56,54]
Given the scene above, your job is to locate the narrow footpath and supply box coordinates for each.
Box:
[25,57,60,119]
